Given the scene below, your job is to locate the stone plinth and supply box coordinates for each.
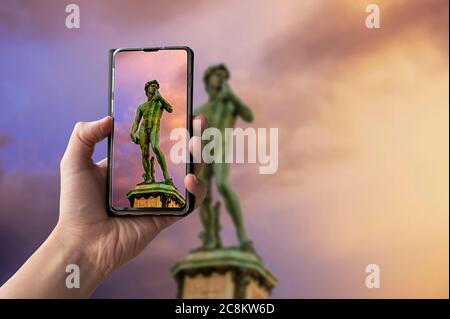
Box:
[127,183,185,208]
[172,248,277,299]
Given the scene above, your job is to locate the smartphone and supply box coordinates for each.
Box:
[107,47,194,216]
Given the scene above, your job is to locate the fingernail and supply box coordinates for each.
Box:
[192,174,200,185]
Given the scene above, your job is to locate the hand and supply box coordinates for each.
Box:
[130,133,139,144]
[154,90,162,101]
[0,115,207,298]
[217,82,233,102]
[57,115,207,282]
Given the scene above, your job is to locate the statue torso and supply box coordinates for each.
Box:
[140,99,163,131]
[199,97,237,131]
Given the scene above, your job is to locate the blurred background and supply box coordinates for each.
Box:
[0,0,448,298]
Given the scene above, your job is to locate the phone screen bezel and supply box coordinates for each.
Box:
[107,46,194,216]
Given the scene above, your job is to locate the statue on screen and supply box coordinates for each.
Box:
[194,64,255,252]
[130,80,174,186]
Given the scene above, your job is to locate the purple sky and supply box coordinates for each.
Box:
[0,0,448,298]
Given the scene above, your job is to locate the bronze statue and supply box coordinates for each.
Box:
[194,64,255,252]
[130,80,174,186]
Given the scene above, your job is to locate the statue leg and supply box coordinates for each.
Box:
[198,164,221,249]
[150,130,172,183]
[213,163,251,248]
[139,129,152,183]
[150,156,155,182]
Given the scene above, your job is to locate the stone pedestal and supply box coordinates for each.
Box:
[172,248,277,299]
[127,183,185,208]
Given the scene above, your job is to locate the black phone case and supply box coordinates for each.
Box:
[106,46,195,216]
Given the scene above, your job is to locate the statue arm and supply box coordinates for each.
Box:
[230,91,253,123]
[130,106,142,142]
[158,93,173,113]
[223,82,253,122]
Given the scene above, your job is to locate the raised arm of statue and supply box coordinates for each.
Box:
[157,92,173,113]
[234,95,253,122]
[225,83,253,123]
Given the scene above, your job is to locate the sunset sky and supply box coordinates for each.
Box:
[0,0,448,298]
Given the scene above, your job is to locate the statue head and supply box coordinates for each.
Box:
[145,80,160,97]
[203,64,229,94]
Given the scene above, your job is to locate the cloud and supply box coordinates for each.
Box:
[218,0,449,297]
[0,0,209,39]
[0,133,12,180]
[262,0,449,77]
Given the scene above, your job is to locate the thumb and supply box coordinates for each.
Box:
[62,116,113,169]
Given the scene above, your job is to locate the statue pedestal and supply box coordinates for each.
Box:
[172,248,277,299]
[127,183,185,208]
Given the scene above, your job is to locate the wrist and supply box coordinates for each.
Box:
[0,224,107,298]
[50,224,108,296]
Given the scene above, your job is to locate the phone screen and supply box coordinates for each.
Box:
[108,48,192,214]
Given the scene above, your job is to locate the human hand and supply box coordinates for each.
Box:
[154,90,162,102]
[130,132,139,144]
[56,115,207,283]
[0,115,207,298]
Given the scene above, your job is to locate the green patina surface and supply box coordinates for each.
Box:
[130,79,175,186]
[194,64,255,252]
